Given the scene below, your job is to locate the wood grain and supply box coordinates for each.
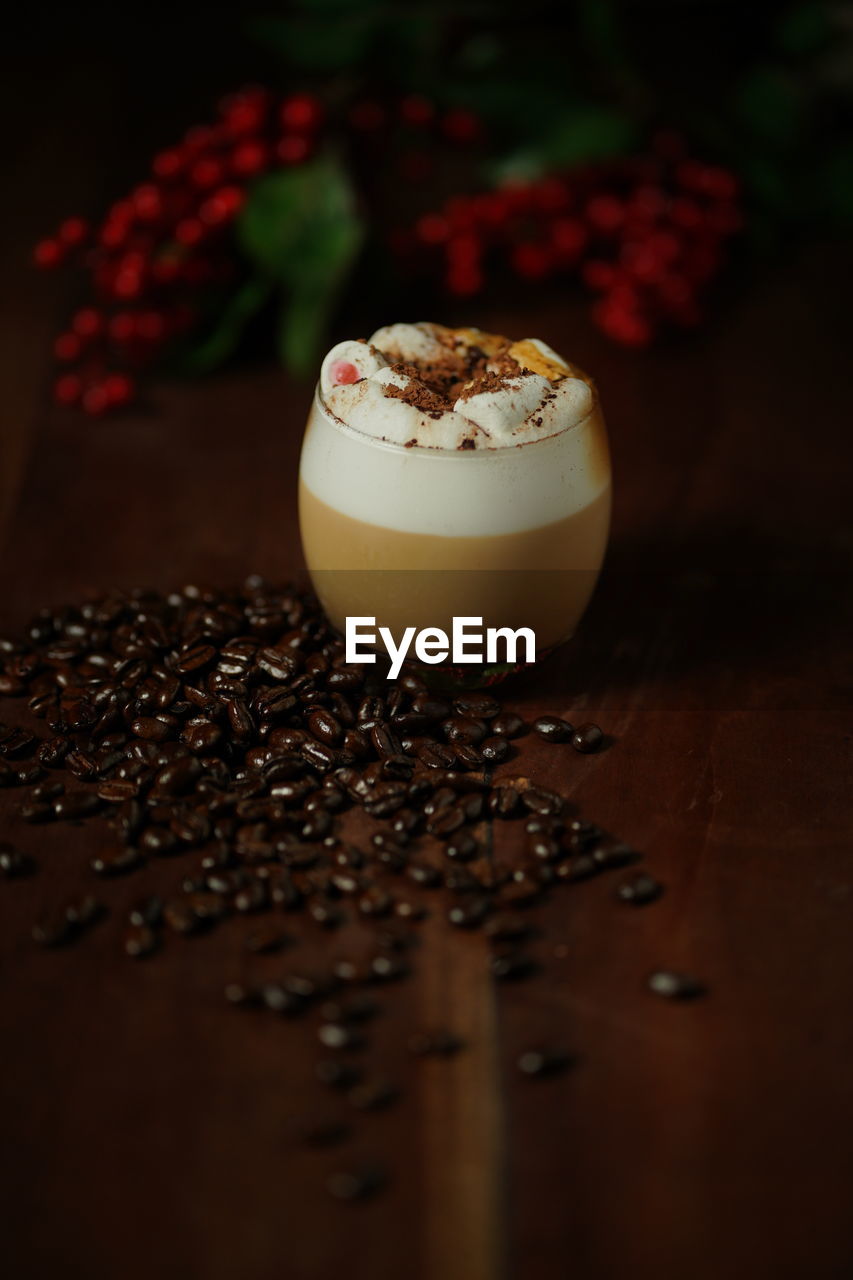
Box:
[0,80,851,1279]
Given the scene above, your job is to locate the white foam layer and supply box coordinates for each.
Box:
[300,391,610,537]
[319,323,593,450]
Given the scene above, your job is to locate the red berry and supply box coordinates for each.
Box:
[348,101,385,131]
[533,178,571,213]
[550,216,587,259]
[330,360,360,386]
[220,88,269,138]
[670,197,703,230]
[34,239,63,269]
[108,312,136,344]
[231,139,269,178]
[190,157,224,189]
[581,259,618,292]
[446,233,481,265]
[82,383,111,416]
[136,311,167,344]
[415,213,449,245]
[441,108,480,143]
[53,373,83,406]
[152,256,181,284]
[586,195,625,235]
[628,184,668,223]
[276,135,310,166]
[593,298,653,347]
[200,185,245,226]
[153,148,183,180]
[175,218,204,247]
[446,263,483,296]
[71,308,104,339]
[58,217,89,247]
[400,95,434,127]
[54,332,82,361]
[398,149,432,182]
[103,373,134,407]
[184,125,217,153]
[511,242,552,280]
[131,184,163,222]
[280,94,322,133]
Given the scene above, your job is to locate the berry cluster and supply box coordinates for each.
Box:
[34,87,325,414]
[35,86,485,416]
[399,132,743,347]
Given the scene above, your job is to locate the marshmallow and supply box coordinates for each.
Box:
[320,340,388,397]
[369,322,451,364]
[453,373,552,437]
[319,325,592,451]
[508,338,571,381]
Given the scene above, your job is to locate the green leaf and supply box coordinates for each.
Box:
[248,11,377,72]
[735,66,807,150]
[238,155,364,376]
[775,3,831,57]
[489,106,637,183]
[180,277,272,375]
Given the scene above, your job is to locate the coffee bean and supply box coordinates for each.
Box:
[245,924,290,954]
[175,644,216,675]
[316,1060,363,1090]
[91,846,144,876]
[532,715,573,743]
[96,778,139,802]
[0,842,33,877]
[318,1023,363,1051]
[517,1049,572,1077]
[347,1078,397,1111]
[572,723,604,753]
[124,924,159,958]
[490,951,538,981]
[480,736,510,763]
[448,897,490,928]
[616,873,663,905]
[128,895,164,928]
[130,716,174,742]
[53,791,101,821]
[647,970,706,999]
[298,1117,350,1148]
[408,1030,463,1056]
[443,716,487,746]
[520,787,563,817]
[489,785,520,817]
[491,712,525,739]
[326,1164,386,1201]
[426,805,465,838]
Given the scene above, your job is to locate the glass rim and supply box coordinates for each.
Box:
[312,377,600,460]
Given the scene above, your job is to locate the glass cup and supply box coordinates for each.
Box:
[298,375,611,686]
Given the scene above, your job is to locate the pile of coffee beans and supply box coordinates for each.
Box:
[0,578,697,1199]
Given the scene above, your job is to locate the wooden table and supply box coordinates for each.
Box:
[1,67,852,1277]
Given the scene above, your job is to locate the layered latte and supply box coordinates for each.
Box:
[298,323,611,667]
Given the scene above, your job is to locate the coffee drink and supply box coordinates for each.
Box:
[299,323,611,670]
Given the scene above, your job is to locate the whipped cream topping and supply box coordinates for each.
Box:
[318,323,592,450]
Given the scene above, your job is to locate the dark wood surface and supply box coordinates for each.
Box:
[2,73,853,1278]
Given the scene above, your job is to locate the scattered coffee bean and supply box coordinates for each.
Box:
[347,1078,398,1111]
[124,924,159,958]
[532,715,573,743]
[616,873,663,905]
[572,723,604,753]
[648,970,706,999]
[0,841,33,877]
[517,1049,572,1077]
[408,1030,464,1057]
[327,1164,386,1201]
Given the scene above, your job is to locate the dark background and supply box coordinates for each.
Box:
[1,5,852,1280]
